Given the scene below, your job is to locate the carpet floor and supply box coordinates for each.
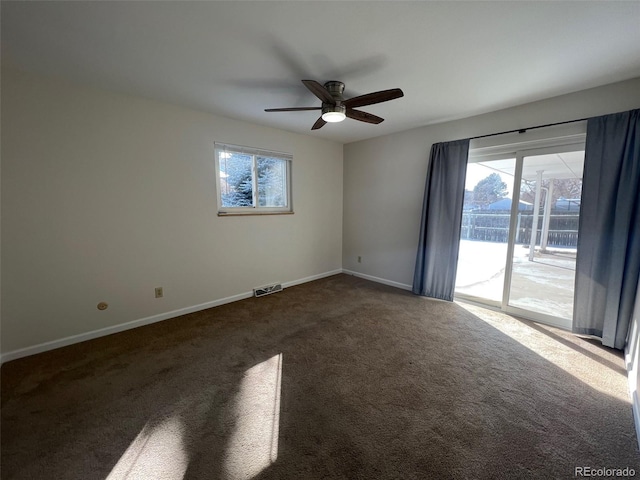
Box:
[1,274,638,479]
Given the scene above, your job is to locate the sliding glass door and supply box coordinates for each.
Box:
[456,158,516,304]
[455,143,585,329]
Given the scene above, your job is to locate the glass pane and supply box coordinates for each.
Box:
[456,160,516,302]
[508,151,584,319]
[219,152,253,207]
[257,157,287,208]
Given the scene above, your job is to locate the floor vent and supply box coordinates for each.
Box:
[253,283,283,298]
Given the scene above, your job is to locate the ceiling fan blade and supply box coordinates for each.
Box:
[346,109,384,124]
[311,117,327,130]
[265,107,322,112]
[343,88,404,109]
[302,80,336,105]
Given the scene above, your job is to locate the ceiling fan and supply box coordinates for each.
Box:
[265,80,404,130]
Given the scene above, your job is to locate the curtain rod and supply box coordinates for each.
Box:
[469,116,590,141]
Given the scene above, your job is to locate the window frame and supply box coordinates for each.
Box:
[456,122,587,330]
[214,142,293,216]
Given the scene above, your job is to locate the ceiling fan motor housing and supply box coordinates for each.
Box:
[322,81,346,118]
[324,81,346,102]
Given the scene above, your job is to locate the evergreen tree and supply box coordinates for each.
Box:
[220,154,286,207]
[472,173,508,207]
[220,153,253,207]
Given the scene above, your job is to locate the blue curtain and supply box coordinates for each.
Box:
[413,139,470,301]
[573,108,640,350]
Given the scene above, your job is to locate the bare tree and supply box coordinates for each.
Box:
[520,178,582,206]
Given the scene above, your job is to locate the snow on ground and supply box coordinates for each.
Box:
[455,239,576,319]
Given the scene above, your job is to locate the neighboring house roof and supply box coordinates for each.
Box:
[486,198,533,211]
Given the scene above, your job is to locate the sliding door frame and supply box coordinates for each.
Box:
[456,134,586,330]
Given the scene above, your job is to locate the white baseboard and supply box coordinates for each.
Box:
[282,269,343,289]
[0,269,343,364]
[632,391,640,452]
[342,269,412,291]
[625,317,640,450]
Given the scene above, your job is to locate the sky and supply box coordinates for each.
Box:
[465,162,515,198]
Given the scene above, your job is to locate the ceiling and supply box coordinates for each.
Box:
[480,151,585,181]
[3,1,640,144]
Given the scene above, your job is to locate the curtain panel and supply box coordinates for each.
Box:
[573,108,640,350]
[413,139,470,301]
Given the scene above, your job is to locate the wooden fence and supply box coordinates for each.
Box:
[460,211,579,246]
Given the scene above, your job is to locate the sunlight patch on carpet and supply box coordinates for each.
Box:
[223,353,283,479]
[457,302,630,402]
[106,415,189,480]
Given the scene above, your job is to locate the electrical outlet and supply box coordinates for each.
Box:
[155,287,163,298]
[357,256,362,263]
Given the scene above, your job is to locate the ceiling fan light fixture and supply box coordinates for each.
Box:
[322,111,346,123]
[321,104,346,123]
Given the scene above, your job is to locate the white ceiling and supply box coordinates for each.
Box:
[480,151,585,181]
[3,1,640,144]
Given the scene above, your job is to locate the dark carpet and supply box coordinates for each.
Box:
[2,274,638,479]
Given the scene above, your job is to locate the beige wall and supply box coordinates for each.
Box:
[1,69,343,356]
[343,77,640,288]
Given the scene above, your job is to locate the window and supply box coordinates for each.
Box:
[215,143,292,215]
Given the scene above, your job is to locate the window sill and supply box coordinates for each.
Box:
[217,211,294,217]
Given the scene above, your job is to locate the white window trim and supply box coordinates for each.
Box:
[215,142,293,216]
